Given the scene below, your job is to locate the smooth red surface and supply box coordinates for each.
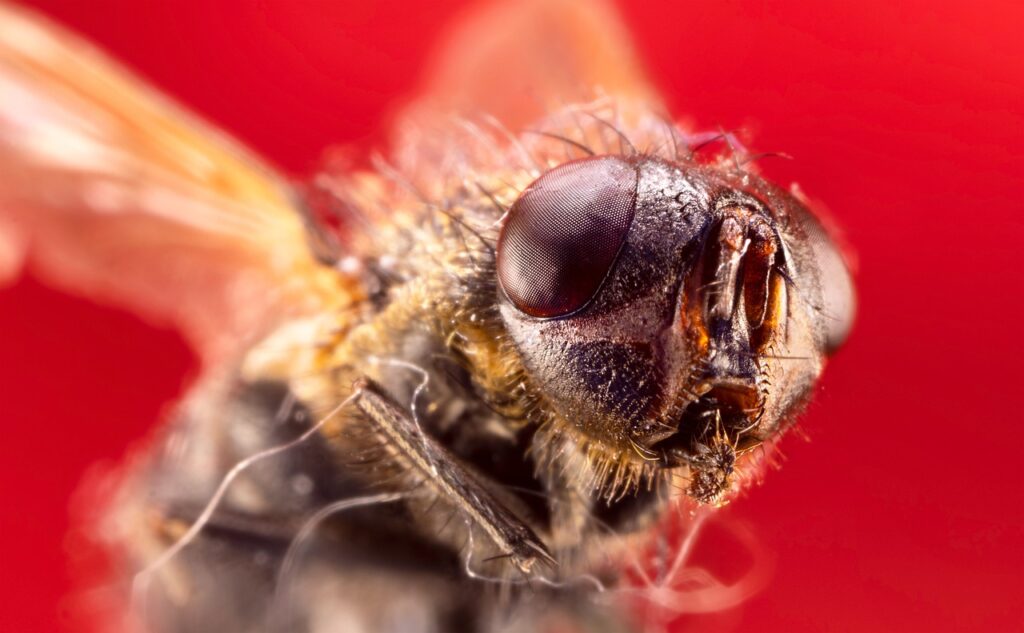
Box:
[2,2,1021,631]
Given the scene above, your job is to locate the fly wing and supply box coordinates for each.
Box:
[0,4,347,364]
[412,0,660,129]
[387,0,670,202]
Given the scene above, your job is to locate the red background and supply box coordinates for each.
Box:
[2,1,1022,631]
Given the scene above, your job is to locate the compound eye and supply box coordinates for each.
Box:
[497,156,639,318]
[794,207,857,354]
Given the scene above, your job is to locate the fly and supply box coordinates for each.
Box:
[0,1,855,631]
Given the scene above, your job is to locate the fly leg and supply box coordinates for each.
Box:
[351,378,555,574]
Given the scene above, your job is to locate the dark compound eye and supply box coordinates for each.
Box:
[497,155,639,318]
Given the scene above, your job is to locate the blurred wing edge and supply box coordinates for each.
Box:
[401,0,661,132]
[0,3,344,364]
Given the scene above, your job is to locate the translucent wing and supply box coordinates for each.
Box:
[403,0,660,129]
[0,4,345,364]
[388,0,670,200]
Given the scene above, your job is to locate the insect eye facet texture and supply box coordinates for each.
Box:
[497,155,638,318]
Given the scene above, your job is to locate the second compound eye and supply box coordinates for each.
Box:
[497,155,639,318]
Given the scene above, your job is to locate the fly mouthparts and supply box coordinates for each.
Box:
[650,383,761,466]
